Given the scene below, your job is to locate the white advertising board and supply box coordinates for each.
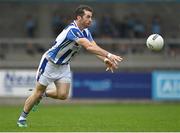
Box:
[0,70,36,96]
[0,70,72,97]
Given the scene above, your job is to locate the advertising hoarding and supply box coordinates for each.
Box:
[152,71,180,100]
[73,72,151,99]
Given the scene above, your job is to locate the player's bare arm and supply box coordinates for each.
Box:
[76,38,123,65]
[91,41,123,62]
[91,41,120,72]
[91,40,123,66]
[91,40,123,72]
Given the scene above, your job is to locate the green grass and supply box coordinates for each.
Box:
[0,103,180,132]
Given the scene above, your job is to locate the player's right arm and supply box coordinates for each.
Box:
[66,27,122,64]
[76,38,108,57]
[76,38,122,65]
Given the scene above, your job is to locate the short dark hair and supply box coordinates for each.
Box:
[74,5,93,20]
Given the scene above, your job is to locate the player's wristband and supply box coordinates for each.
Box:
[107,53,112,58]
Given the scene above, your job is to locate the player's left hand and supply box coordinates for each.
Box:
[104,58,118,73]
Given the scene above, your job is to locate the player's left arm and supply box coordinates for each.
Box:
[91,41,120,73]
[86,29,123,72]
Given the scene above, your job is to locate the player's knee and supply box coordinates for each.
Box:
[57,93,68,100]
[33,90,44,99]
[34,93,42,100]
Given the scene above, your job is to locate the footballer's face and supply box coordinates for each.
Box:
[78,10,92,29]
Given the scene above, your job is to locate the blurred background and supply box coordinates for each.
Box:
[0,0,180,104]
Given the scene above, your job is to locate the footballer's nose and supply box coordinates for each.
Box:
[89,18,92,22]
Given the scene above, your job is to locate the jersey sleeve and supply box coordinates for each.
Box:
[86,30,94,42]
[66,28,84,41]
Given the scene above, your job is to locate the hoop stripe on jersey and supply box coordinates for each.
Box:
[46,20,93,65]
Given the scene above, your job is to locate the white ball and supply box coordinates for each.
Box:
[146,34,164,51]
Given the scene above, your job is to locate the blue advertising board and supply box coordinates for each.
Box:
[73,72,151,99]
[152,71,180,100]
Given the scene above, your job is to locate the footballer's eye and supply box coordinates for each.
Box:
[87,15,91,18]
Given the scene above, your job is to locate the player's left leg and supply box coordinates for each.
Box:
[43,64,71,100]
[44,81,70,100]
[55,80,70,100]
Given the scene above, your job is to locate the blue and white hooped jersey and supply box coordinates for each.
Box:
[46,21,94,65]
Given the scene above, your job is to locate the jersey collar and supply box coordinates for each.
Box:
[73,20,78,27]
[73,20,86,32]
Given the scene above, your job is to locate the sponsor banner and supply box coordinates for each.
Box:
[0,70,36,96]
[0,70,72,97]
[73,72,151,99]
[152,71,180,100]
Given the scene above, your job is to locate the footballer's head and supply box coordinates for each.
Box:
[74,5,93,29]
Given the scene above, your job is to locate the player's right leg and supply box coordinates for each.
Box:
[17,82,46,127]
[17,54,48,127]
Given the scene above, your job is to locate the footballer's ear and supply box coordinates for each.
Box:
[77,16,81,20]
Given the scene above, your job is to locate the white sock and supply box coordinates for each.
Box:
[19,116,26,121]
[18,110,28,121]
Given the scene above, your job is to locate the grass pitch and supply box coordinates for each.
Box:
[0,102,180,132]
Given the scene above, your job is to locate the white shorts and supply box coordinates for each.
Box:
[36,55,71,86]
